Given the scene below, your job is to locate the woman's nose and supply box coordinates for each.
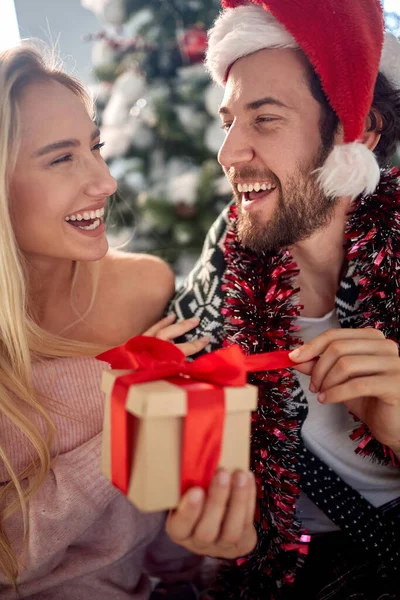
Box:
[84,159,117,198]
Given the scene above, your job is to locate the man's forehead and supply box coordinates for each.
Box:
[220,49,311,112]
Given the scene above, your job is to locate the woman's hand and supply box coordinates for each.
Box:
[166,469,257,559]
[143,314,209,357]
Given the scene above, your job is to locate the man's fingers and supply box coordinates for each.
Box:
[219,471,252,546]
[166,471,258,559]
[309,339,398,392]
[244,471,257,527]
[319,355,399,392]
[292,359,317,376]
[318,373,393,405]
[289,327,386,363]
[189,469,234,549]
[166,487,205,543]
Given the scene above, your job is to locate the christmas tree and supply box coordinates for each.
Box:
[82,0,400,273]
[82,0,227,275]
[385,6,400,39]
[385,6,400,168]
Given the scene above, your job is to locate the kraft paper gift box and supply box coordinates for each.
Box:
[101,371,258,512]
[97,335,295,513]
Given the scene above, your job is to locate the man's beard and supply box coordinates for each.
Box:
[232,146,337,253]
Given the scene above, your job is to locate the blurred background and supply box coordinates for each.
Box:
[2,0,400,277]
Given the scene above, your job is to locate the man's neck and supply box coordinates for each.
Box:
[290,197,351,318]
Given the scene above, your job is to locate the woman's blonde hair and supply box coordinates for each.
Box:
[0,43,104,586]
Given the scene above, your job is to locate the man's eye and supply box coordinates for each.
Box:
[221,122,232,132]
[256,116,277,124]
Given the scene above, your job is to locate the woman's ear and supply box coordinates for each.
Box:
[363,109,383,151]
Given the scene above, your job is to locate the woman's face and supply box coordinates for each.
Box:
[9,79,117,265]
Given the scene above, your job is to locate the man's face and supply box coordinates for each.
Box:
[218,48,338,252]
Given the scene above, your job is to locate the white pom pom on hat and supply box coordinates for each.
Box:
[315,143,381,200]
[206,0,400,200]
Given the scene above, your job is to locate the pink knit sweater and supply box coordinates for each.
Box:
[0,356,204,599]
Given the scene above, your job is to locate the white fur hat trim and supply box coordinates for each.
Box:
[205,4,298,86]
[207,5,400,93]
[316,142,381,200]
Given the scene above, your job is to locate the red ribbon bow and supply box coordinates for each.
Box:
[97,336,296,497]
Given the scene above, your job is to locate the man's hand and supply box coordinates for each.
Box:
[143,314,209,357]
[166,469,257,559]
[289,328,400,454]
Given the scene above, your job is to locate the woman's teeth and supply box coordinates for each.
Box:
[237,182,276,193]
[78,218,101,231]
[64,207,105,230]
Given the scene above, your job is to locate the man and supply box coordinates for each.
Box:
[170,1,400,598]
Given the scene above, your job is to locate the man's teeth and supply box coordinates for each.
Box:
[65,207,105,222]
[237,182,276,193]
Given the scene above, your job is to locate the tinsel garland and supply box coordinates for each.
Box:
[346,167,400,466]
[212,167,400,598]
[216,206,308,599]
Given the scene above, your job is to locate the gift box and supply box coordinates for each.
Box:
[97,336,295,513]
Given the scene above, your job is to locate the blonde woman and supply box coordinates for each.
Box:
[0,45,257,598]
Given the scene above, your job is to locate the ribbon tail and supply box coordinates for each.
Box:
[245,350,296,372]
[111,377,135,494]
[180,386,225,495]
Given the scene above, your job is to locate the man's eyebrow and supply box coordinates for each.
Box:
[246,96,292,110]
[32,127,101,157]
[219,97,292,115]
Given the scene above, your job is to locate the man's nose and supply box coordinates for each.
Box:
[218,125,254,170]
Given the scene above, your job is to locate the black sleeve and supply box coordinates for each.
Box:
[168,204,232,351]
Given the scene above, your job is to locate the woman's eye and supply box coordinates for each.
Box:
[50,154,72,166]
[49,142,105,166]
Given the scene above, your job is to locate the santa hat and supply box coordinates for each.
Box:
[206,0,400,200]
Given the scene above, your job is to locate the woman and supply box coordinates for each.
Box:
[0,45,256,598]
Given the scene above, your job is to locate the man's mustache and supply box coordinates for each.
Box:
[227,167,279,186]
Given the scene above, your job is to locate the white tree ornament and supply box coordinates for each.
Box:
[205,119,225,154]
[91,39,118,69]
[204,83,224,117]
[168,169,201,206]
[113,70,147,105]
[82,0,126,25]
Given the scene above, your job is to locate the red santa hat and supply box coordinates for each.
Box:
[206,0,400,200]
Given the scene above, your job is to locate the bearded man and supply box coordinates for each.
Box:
[171,1,400,598]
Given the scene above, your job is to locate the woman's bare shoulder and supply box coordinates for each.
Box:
[97,251,175,338]
[103,250,174,291]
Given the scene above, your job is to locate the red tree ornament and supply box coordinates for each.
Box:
[180,25,207,63]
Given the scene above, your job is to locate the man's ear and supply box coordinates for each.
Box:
[363,109,383,151]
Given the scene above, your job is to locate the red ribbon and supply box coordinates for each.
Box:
[97,336,296,497]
